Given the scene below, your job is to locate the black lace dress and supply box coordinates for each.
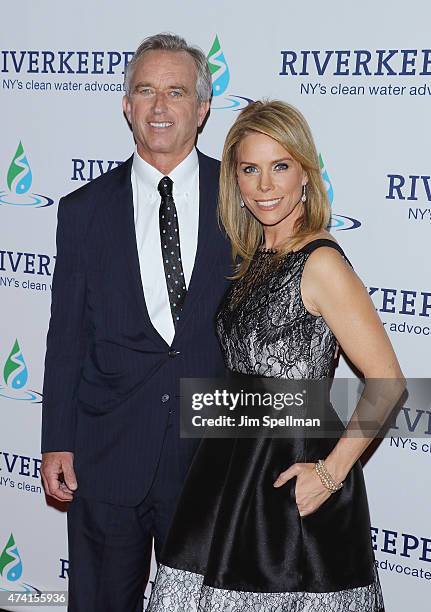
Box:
[148,239,384,612]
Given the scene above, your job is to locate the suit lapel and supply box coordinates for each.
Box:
[173,151,220,342]
[108,156,169,348]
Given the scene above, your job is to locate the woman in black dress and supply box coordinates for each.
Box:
[148,100,403,611]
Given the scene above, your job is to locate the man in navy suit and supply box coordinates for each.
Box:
[41,33,230,611]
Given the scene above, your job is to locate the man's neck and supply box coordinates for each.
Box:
[136,146,195,175]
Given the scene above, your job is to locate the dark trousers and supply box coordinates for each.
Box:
[67,420,189,612]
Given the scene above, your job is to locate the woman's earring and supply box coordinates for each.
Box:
[240,199,245,208]
[301,184,307,203]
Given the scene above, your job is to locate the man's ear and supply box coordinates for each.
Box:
[197,100,210,127]
[122,95,131,124]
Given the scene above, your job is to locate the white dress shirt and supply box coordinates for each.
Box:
[131,148,200,345]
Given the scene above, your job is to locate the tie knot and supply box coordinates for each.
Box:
[158,176,173,198]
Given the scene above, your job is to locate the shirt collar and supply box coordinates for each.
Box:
[132,147,198,197]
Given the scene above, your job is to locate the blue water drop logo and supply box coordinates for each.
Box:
[4,339,29,390]
[7,142,33,195]
[207,35,230,97]
[0,534,23,582]
[0,141,54,208]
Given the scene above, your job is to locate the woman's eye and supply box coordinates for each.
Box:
[243,166,258,174]
[274,163,288,171]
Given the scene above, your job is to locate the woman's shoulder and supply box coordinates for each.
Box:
[297,230,355,277]
[299,233,357,315]
[294,231,343,257]
[299,231,353,284]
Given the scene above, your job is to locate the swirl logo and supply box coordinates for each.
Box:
[207,35,254,111]
[0,533,39,593]
[0,142,53,208]
[0,339,42,402]
[320,153,361,231]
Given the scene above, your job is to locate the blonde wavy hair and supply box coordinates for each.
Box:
[218,100,331,278]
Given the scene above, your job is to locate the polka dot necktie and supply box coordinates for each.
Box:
[158,176,187,328]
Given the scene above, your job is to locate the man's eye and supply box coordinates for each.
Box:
[274,163,288,171]
[170,90,183,97]
[138,88,153,96]
[243,166,258,174]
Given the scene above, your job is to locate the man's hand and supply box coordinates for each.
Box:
[41,452,78,502]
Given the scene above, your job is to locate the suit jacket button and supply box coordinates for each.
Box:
[161,394,170,403]
[168,350,180,358]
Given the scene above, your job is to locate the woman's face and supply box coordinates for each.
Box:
[236,132,308,230]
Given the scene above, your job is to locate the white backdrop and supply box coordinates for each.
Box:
[0,1,430,610]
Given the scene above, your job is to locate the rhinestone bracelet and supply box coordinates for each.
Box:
[315,459,343,492]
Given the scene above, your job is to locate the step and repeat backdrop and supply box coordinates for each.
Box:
[0,1,430,610]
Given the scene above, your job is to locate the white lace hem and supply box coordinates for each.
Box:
[147,564,384,612]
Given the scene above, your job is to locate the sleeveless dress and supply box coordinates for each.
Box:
[148,239,384,612]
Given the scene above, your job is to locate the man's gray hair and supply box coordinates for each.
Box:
[124,33,212,102]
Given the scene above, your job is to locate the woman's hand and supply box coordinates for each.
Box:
[273,462,332,517]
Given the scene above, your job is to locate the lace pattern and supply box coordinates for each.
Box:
[147,564,384,612]
[216,251,336,380]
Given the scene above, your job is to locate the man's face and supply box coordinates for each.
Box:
[122,50,209,168]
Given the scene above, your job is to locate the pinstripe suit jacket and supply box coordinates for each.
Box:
[41,150,231,505]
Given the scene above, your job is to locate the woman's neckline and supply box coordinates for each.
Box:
[257,237,337,256]
[257,247,278,254]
